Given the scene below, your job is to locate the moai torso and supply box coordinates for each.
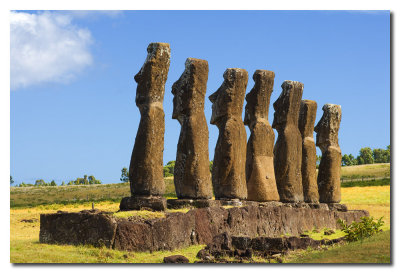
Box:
[272,80,304,202]
[244,70,279,202]
[209,68,248,200]
[298,100,319,203]
[315,104,342,203]
[172,58,213,199]
[129,43,170,196]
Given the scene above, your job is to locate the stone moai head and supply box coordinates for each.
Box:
[171,58,209,124]
[134,43,171,111]
[272,80,304,131]
[314,104,342,152]
[209,68,248,126]
[244,70,275,128]
[299,100,318,138]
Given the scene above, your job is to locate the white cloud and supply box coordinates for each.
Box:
[10,11,93,90]
[62,10,123,19]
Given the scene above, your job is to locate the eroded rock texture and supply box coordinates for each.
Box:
[209,68,248,200]
[129,43,170,196]
[315,104,342,203]
[272,81,304,202]
[40,205,369,252]
[171,58,213,199]
[298,100,319,203]
[244,70,279,202]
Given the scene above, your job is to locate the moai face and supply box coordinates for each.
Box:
[209,68,248,126]
[244,88,256,127]
[315,104,342,151]
[134,43,171,111]
[272,80,303,131]
[172,58,209,124]
[244,70,274,127]
[171,61,191,124]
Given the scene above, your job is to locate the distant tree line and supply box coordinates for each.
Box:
[341,145,390,166]
[16,175,102,187]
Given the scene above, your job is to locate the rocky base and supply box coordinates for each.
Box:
[195,232,345,263]
[40,203,367,252]
[120,195,167,211]
[167,199,219,209]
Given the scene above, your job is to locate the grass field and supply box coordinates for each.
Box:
[11,164,391,208]
[340,163,390,179]
[285,230,390,263]
[10,184,390,263]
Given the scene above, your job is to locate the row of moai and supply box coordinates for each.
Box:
[120,42,342,211]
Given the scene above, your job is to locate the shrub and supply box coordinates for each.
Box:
[338,216,384,242]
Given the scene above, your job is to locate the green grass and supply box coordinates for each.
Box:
[340,163,390,179]
[285,230,390,263]
[10,164,390,263]
[10,178,176,208]
[11,239,205,263]
[341,178,390,188]
[11,164,389,208]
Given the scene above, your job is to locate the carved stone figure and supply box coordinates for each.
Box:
[298,100,319,203]
[171,58,213,199]
[315,104,342,203]
[209,68,248,200]
[120,42,170,211]
[244,70,279,202]
[272,80,304,202]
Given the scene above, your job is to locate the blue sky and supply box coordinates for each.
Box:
[10,10,390,185]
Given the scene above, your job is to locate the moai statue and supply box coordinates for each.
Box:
[120,43,170,211]
[298,100,319,203]
[315,104,342,203]
[171,58,213,200]
[272,80,304,202]
[244,70,279,202]
[209,68,248,200]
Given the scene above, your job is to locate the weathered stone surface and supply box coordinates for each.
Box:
[40,205,368,252]
[171,58,212,199]
[315,104,342,203]
[244,70,279,202]
[39,210,117,248]
[129,42,170,197]
[163,255,189,263]
[167,198,220,209]
[272,80,304,202]
[298,100,319,203]
[119,195,167,211]
[200,232,346,262]
[209,68,248,200]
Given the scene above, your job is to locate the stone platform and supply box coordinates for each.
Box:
[120,195,167,211]
[40,203,368,252]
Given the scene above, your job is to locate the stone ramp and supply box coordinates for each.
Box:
[40,204,368,252]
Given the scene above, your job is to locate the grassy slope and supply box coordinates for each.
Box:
[340,163,390,179]
[11,164,390,208]
[10,185,390,263]
[286,230,390,263]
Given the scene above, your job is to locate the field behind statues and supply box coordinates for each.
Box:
[10,163,391,263]
[11,163,390,208]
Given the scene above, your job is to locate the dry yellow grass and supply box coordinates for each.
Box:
[10,185,390,263]
[341,185,390,229]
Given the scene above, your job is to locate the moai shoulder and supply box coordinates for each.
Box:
[244,70,279,202]
[315,104,342,203]
[299,100,319,203]
[272,80,304,202]
[121,43,171,211]
[171,58,212,200]
[209,68,248,200]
